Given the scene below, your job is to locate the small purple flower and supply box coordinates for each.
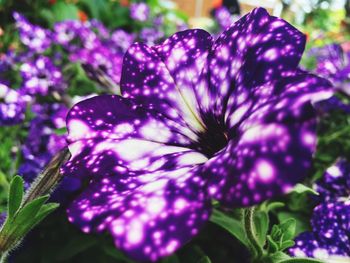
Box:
[130,3,150,22]
[20,56,65,96]
[308,44,350,95]
[19,103,67,183]
[111,29,135,52]
[0,82,26,126]
[0,212,6,225]
[315,159,350,200]
[63,8,332,261]
[86,19,110,39]
[290,200,350,261]
[13,12,51,53]
[53,20,101,52]
[70,45,123,85]
[139,27,164,45]
[214,7,237,31]
[53,20,82,47]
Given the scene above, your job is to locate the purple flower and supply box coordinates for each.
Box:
[315,159,350,200]
[70,45,123,85]
[290,200,350,261]
[0,212,6,225]
[111,29,135,52]
[308,44,350,95]
[63,8,332,261]
[313,95,350,114]
[19,103,67,183]
[20,56,65,96]
[139,27,164,45]
[13,12,51,53]
[214,7,237,31]
[0,82,26,126]
[53,20,101,52]
[86,19,110,39]
[53,20,82,47]
[130,3,150,22]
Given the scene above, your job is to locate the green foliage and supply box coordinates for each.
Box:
[209,209,248,247]
[0,175,59,258]
[7,176,23,219]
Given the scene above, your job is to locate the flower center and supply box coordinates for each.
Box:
[195,119,229,158]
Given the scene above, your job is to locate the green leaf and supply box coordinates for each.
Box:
[266,202,285,211]
[197,256,211,263]
[269,251,291,263]
[31,203,59,228]
[51,2,79,21]
[15,195,49,225]
[55,235,99,261]
[54,127,67,135]
[210,209,248,247]
[254,210,269,246]
[161,255,181,263]
[279,219,296,241]
[291,184,318,195]
[280,240,295,251]
[7,176,24,219]
[267,235,279,254]
[277,212,309,236]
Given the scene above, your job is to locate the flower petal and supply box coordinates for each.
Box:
[67,164,211,262]
[153,29,213,119]
[66,95,196,145]
[208,7,306,118]
[204,73,332,206]
[120,30,213,134]
[289,232,350,259]
[311,201,350,246]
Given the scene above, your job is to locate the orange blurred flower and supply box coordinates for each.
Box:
[120,0,129,6]
[78,10,88,22]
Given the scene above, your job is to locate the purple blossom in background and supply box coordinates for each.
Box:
[53,20,82,47]
[139,27,164,45]
[315,159,350,200]
[0,212,6,225]
[70,45,124,85]
[111,29,135,52]
[214,7,237,31]
[313,95,350,114]
[13,12,52,53]
[20,56,65,96]
[18,103,67,184]
[63,8,332,261]
[0,82,25,126]
[308,44,350,95]
[86,19,110,39]
[290,200,350,261]
[153,15,164,27]
[290,159,350,260]
[53,20,101,52]
[130,3,150,22]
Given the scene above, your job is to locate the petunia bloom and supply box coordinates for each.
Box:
[13,12,52,53]
[0,82,26,126]
[20,56,65,96]
[307,44,350,95]
[130,3,150,22]
[290,200,350,261]
[315,158,350,200]
[64,8,332,262]
[290,159,350,261]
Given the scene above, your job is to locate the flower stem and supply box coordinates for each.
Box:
[243,207,264,260]
[0,252,8,263]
